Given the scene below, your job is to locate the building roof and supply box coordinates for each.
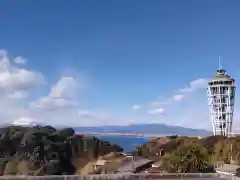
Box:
[117,157,153,173]
[152,160,162,167]
[209,69,234,82]
[94,160,106,166]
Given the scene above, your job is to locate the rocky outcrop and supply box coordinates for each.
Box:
[0,126,123,176]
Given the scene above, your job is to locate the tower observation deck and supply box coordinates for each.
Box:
[207,66,236,136]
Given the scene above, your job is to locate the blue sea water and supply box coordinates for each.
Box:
[96,135,150,152]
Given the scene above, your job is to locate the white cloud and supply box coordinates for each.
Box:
[150,101,167,108]
[14,56,27,64]
[132,104,141,110]
[77,109,135,126]
[147,100,166,116]
[148,78,208,110]
[0,49,135,127]
[78,110,92,117]
[190,78,208,89]
[7,91,28,99]
[30,77,79,110]
[147,108,165,115]
[0,49,94,127]
[78,110,109,120]
[12,116,38,126]
[30,97,79,110]
[49,77,78,98]
[0,50,45,98]
[147,78,208,123]
[179,78,208,94]
[0,49,221,129]
[172,78,208,101]
[172,94,184,101]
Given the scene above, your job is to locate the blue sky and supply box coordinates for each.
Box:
[0,0,240,130]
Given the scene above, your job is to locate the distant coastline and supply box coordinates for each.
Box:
[73,123,212,137]
[0,123,212,137]
[75,132,170,139]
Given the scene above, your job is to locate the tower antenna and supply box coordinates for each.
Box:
[218,56,222,69]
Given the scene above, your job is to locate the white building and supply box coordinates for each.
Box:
[207,64,236,137]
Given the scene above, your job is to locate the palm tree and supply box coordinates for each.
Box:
[180,144,209,172]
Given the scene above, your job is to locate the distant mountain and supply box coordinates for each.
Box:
[73,123,212,136]
[0,122,47,127]
[0,117,48,128]
[0,121,212,137]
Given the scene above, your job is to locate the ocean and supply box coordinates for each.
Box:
[96,135,150,152]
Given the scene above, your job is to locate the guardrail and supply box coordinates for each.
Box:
[0,173,233,180]
[215,164,239,174]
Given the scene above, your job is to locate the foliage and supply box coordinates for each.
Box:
[161,143,211,173]
[0,126,122,176]
[168,135,179,140]
[138,135,240,173]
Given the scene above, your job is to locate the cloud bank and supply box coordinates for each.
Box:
[0,49,233,130]
[0,50,45,99]
[0,49,137,127]
[30,77,79,110]
[147,78,208,114]
[129,77,213,129]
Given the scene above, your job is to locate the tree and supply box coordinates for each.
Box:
[214,139,228,161]
[161,143,211,173]
[230,138,240,162]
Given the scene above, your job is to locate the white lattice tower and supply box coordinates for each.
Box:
[207,67,236,137]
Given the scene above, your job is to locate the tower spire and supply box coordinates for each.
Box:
[218,56,222,69]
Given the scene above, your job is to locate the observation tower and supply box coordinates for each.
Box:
[207,59,236,136]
